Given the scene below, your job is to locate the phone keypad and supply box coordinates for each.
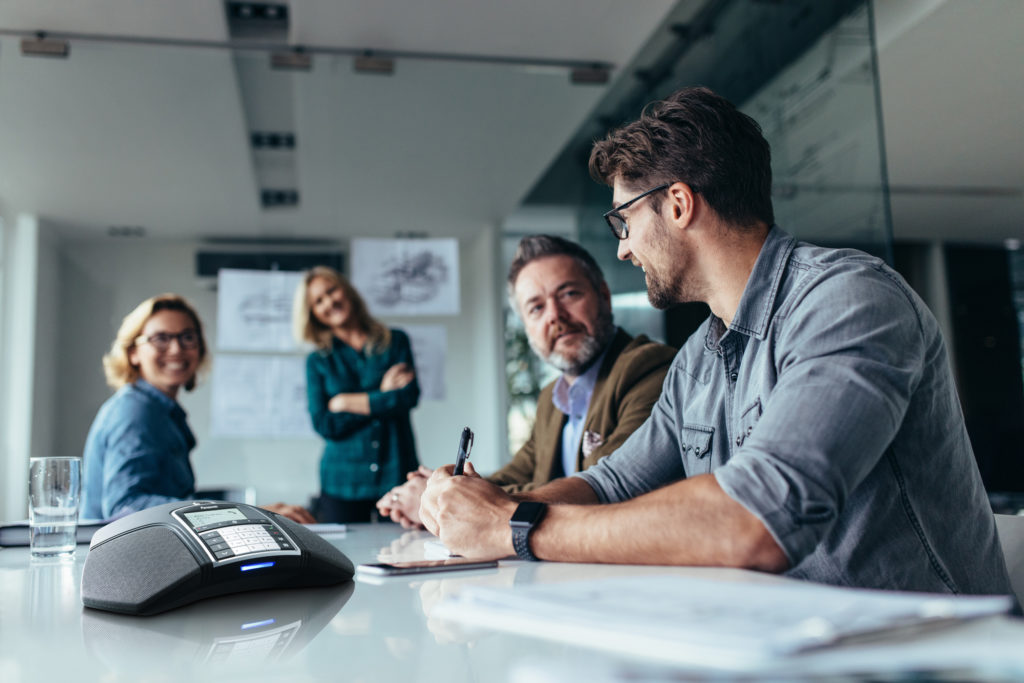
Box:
[200,523,294,560]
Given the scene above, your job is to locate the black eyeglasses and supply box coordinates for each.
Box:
[603,184,671,240]
[135,330,200,351]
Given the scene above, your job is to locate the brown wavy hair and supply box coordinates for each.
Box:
[589,86,774,228]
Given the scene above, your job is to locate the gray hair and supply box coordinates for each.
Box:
[506,235,607,304]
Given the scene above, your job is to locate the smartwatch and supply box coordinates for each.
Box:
[509,501,547,562]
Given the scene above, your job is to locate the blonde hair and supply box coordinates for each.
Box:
[293,266,391,353]
[102,293,210,391]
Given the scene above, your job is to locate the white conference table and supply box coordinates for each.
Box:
[2,521,1024,682]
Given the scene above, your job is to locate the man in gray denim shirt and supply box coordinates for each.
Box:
[420,87,1013,597]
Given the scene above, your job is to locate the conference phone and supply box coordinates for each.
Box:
[82,500,354,615]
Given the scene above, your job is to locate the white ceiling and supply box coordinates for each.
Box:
[875,0,1024,244]
[0,0,1021,245]
[0,0,678,241]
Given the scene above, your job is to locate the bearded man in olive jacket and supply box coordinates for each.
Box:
[377,235,674,526]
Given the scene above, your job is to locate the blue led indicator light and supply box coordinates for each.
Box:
[241,618,276,630]
[240,561,276,572]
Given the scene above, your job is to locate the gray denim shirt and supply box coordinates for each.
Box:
[578,227,1013,596]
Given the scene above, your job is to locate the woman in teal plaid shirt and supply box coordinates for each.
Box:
[294,267,420,523]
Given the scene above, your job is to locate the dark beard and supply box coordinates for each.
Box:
[646,273,676,310]
[644,215,684,310]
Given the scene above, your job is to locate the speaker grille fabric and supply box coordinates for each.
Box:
[82,525,201,613]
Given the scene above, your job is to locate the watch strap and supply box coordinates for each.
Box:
[510,502,547,562]
[511,523,540,561]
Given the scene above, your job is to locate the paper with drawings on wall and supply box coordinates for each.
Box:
[216,269,306,352]
[211,355,315,438]
[432,574,1014,671]
[350,238,460,316]
[400,324,446,401]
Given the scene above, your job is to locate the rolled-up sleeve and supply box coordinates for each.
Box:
[714,266,925,565]
[576,362,687,502]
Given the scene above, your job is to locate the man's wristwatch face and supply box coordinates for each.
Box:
[510,501,547,528]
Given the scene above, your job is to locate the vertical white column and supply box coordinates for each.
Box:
[0,214,39,520]
[466,225,507,473]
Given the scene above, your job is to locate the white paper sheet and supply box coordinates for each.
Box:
[400,324,446,401]
[210,354,315,438]
[433,575,1014,671]
[350,238,459,316]
[216,269,305,351]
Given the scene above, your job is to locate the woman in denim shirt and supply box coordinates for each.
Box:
[294,267,420,523]
[81,294,313,523]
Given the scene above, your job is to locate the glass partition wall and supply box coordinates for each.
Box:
[505,0,890,456]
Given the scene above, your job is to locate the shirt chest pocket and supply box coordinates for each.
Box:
[733,398,763,449]
[680,425,714,475]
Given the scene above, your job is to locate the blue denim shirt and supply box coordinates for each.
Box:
[306,328,420,500]
[578,227,1013,596]
[81,379,196,519]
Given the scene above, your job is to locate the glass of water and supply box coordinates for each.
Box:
[28,457,81,559]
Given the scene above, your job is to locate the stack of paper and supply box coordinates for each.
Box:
[433,575,1014,671]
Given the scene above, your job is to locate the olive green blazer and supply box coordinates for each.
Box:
[489,328,675,492]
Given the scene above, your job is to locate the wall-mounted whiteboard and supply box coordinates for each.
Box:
[350,238,459,316]
[216,269,304,351]
[210,355,315,438]
[402,324,447,401]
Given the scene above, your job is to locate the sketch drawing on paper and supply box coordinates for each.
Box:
[369,249,449,307]
[238,291,293,325]
[351,238,460,316]
[217,269,305,351]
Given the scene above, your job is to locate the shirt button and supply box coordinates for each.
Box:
[735,436,744,446]
[746,426,753,435]
[369,463,379,472]
[730,372,738,382]
[371,441,380,449]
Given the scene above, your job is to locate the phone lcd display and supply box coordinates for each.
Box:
[184,507,248,527]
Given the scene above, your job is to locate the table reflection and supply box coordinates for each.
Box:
[81,582,354,667]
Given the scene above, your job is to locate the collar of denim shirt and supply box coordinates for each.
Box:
[133,378,185,415]
[705,225,796,350]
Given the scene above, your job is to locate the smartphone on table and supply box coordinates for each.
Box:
[357,557,497,576]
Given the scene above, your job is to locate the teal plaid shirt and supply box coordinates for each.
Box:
[306,329,420,500]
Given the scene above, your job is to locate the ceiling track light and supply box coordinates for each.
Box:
[570,66,610,85]
[270,50,311,71]
[0,28,613,77]
[20,33,69,58]
[353,53,395,75]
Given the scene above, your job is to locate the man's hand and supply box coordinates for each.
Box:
[409,465,433,480]
[380,363,415,392]
[260,502,316,524]
[375,475,429,529]
[419,461,517,559]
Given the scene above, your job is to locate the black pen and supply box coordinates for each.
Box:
[452,427,474,475]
